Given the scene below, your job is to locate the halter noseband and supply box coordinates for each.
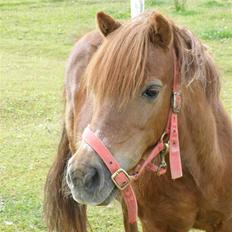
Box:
[82,49,182,224]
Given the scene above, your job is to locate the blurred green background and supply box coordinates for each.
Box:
[0,0,231,231]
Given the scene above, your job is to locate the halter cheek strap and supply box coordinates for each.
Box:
[169,51,183,179]
[82,49,182,224]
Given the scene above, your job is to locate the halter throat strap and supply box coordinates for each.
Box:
[82,49,182,224]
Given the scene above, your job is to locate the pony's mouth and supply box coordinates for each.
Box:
[98,186,118,206]
[69,184,118,206]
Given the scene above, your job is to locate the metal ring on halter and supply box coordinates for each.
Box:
[160,132,168,143]
[163,142,169,154]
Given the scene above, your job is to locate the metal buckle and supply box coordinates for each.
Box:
[111,168,131,190]
[157,143,169,176]
[172,91,181,113]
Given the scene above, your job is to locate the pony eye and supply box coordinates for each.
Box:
[142,86,160,100]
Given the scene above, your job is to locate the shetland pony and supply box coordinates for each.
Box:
[44,11,232,232]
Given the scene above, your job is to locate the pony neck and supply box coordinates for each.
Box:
[179,82,225,195]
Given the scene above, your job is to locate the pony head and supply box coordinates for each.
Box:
[66,11,175,205]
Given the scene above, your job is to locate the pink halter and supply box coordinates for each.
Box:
[82,50,182,224]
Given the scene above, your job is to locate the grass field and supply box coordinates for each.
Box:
[0,0,231,231]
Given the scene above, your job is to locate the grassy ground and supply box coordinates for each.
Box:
[0,0,231,231]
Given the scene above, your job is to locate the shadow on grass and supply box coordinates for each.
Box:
[0,0,48,8]
[201,29,232,40]
[203,0,225,8]
[173,9,198,16]
[50,0,125,4]
[148,0,170,6]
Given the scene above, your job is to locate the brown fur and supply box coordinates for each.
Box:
[44,11,232,232]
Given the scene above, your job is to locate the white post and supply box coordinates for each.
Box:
[130,0,145,19]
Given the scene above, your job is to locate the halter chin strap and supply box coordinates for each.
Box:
[82,49,182,224]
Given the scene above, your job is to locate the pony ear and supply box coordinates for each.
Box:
[148,12,173,48]
[96,11,121,37]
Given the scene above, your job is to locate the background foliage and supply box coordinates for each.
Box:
[0,0,231,231]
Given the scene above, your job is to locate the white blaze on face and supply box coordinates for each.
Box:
[76,139,93,154]
[79,127,136,171]
[67,140,93,173]
[131,0,145,19]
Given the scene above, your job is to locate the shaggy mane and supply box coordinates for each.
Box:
[84,14,150,107]
[173,26,220,102]
[84,11,220,107]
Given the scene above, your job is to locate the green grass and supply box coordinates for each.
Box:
[0,0,231,231]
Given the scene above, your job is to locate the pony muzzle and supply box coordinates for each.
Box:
[66,146,116,205]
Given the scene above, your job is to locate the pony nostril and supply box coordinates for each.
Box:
[83,167,101,193]
[67,165,105,194]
